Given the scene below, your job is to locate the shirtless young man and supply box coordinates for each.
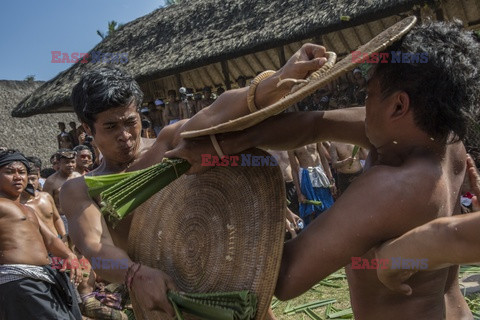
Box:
[164,90,181,125]
[20,165,67,241]
[60,46,328,317]
[329,142,365,196]
[288,144,335,225]
[167,20,479,318]
[43,149,82,233]
[73,145,93,175]
[195,86,215,113]
[0,150,82,319]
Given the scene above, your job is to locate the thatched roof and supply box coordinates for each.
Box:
[0,80,77,166]
[12,0,480,117]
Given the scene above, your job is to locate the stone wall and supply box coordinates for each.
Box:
[0,80,78,168]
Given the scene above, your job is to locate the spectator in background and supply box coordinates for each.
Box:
[50,153,60,171]
[149,100,165,136]
[69,122,80,147]
[83,136,101,169]
[288,144,335,226]
[26,156,44,189]
[179,88,196,119]
[216,86,225,97]
[73,145,93,175]
[140,106,156,139]
[352,68,367,105]
[236,76,247,88]
[196,86,215,113]
[164,90,180,125]
[20,164,67,241]
[329,142,365,197]
[43,149,82,234]
[0,149,81,319]
[57,122,74,149]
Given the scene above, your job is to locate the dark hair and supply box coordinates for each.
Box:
[55,148,76,161]
[26,156,42,171]
[73,145,92,153]
[71,66,144,134]
[373,20,480,143]
[40,168,56,179]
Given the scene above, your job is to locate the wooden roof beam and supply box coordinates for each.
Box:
[220,60,231,90]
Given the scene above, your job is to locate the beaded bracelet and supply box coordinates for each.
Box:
[246,70,276,113]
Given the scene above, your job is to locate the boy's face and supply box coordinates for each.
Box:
[27,172,40,190]
[0,162,28,198]
[87,102,142,164]
[59,157,76,175]
[76,150,93,168]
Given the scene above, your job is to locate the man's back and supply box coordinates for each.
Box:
[344,142,466,318]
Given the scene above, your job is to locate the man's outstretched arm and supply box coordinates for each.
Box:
[274,164,422,300]
[60,177,178,316]
[166,107,370,173]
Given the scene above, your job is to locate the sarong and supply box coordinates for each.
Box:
[336,169,363,196]
[299,166,334,225]
[0,264,82,320]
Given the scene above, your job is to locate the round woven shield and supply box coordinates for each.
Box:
[128,149,286,319]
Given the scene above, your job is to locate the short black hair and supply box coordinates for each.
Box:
[373,19,480,143]
[26,156,42,171]
[55,148,76,161]
[71,66,144,134]
[73,145,92,153]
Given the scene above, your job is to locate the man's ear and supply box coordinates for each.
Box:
[390,91,410,120]
[82,123,93,136]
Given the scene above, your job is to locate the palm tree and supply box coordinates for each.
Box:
[97,20,124,40]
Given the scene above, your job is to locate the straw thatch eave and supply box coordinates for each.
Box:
[14,0,480,117]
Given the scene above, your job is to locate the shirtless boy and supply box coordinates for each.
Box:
[44,149,82,233]
[288,143,334,225]
[20,164,67,240]
[0,150,81,319]
[329,142,366,195]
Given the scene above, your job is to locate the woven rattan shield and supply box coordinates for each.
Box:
[128,149,286,319]
[181,16,417,139]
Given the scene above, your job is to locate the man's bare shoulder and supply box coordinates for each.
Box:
[335,164,439,239]
[0,199,31,220]
[0,198,19,212]
[71,172,83,179]
[37,191,55,202]
[43,172,59,186]
[61,176,88,198]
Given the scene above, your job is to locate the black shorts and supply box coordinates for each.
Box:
[0,266,81,320]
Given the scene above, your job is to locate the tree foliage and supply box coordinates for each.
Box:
[97,20,124,40]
